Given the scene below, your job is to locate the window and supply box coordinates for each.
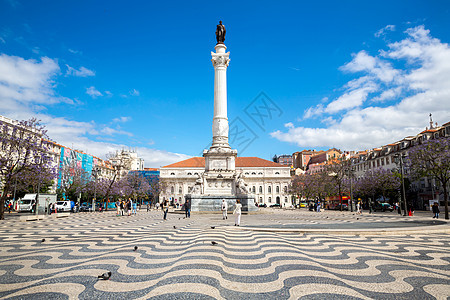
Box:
[258,172,263,175]
[284,186,287,193]
[268,186,272,193]
[252,186,256,193]
[171,186,174,193]
[194,173,198,175]
[268,197,272,203]
[187,172,192,175]
[285,197,288,203]
[275,172,280,175]
[252,172,256,175]
[259,197,263,203]
[276,186,280,193]
[259,186,262,193]
[170,172,175,176]
[179,187,182,194]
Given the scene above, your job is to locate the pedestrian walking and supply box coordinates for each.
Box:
[233,199,242,226]
[356,202,361,214]
[316,200,321,212]
[432,203,440,219]
[116,200,120,216]
[120,201,124,216]
[163,200,169,220]
[146,202,150,212]
[127,199,132,216]
[185,199,191,218]
[221,199,228,220]
[132,201,137,215]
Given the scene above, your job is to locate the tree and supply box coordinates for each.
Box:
[407,137,450,219]
[354,168,400,208]
[289,174,314,202]
[326,158,349,211]
[0,118,55,219]
[57,163,90,202]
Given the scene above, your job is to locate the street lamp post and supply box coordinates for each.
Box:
[92,168,98,213]
[395,153,408,216]
[34,156,41,216]
[348,166,355,212]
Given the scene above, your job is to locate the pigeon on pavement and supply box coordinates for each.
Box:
[134,246,138,251]
[98,271,112,280]
[211,241,218,245]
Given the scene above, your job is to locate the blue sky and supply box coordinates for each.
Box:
[1,0,450,167]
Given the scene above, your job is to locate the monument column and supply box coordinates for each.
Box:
[211,44,230,149]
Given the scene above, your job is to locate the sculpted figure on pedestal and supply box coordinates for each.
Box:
[216,21,226,44]
[235,172,249,194]
[192,173,204,194]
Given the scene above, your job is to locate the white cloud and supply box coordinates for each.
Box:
[272,25,450,151]
[0,52,189,167]
[66,65,95,77]
[130,89,140,96]
[375,25,395,37]
[86,86,102,98]
[101,127,133,137]
[113,116,131,123]
[68,48,82,55]
[303,104,324,119]
[0,54,61,112]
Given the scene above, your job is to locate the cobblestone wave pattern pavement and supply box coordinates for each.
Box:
[0,211,449,299]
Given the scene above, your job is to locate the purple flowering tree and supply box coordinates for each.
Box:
[407,137,450,219]
[0,118,56,219]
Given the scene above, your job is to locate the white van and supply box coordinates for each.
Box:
[55,200,74,212]
[17,194,57,213]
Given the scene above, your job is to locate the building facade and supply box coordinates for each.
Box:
[160,157,291,206]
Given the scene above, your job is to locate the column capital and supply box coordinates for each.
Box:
[211,52,230,68]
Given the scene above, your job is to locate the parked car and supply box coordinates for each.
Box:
[79,203,90,212]
[334,204,349,211]
[269,203,281,208]
[300,202,307,208]
[374,203,394,212]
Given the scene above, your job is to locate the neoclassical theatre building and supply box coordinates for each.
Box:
[160,157,291,206]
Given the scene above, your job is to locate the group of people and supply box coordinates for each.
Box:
[116,198,137,216]
[222,199,242,226]
[160,198,242,226]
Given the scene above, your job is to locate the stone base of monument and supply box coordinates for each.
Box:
[185,194,258,213]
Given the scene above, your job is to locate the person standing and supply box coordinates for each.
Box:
[146,202,150,212]
[132,200,137,215]
[356,201,361,214]
[432,202,440,219]
[185,199,191,218]
[233,199,242,226]
[126,199,130,216]
[221,199,228,220]
[116,200,120,216]
[163,200,169,220]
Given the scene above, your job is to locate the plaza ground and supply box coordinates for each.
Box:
[0,208,449,299]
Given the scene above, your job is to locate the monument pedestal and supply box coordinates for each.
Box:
[186,194,258,213]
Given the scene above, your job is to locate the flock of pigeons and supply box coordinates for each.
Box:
[39,224,220,281]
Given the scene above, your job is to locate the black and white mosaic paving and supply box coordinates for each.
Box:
[0,210,449,299]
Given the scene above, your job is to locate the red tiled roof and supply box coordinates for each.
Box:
[162,157,284,168]
[144,168,159,171]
